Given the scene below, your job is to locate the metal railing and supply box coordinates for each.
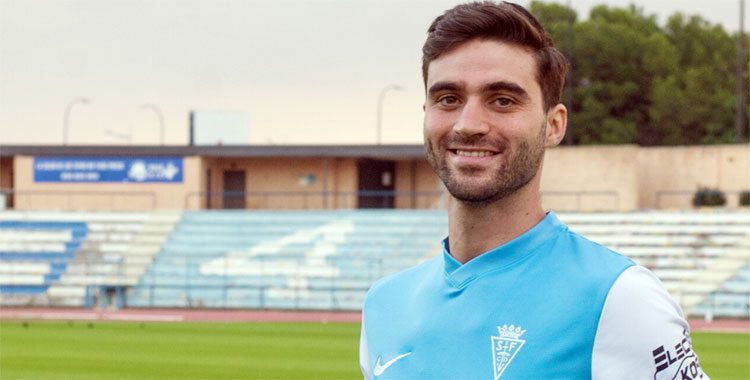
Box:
[184,190,444,210]
[131,284,371,311]
[695,291,750,320]
[540,190,620,211]
[132,255,391,311]
[656,190,748,209]
[184,189,624,211]
[9,188,748,212]
[0,189,157,211]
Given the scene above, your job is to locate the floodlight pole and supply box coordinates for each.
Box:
[376,84,403,145]
[564,0,574,145]
[140,103,165,145]
[63,97,90,145]
[736,0,746,142]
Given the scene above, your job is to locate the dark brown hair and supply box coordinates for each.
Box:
[422,1,568,111]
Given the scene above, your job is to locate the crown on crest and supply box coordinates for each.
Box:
[497,325,526,339]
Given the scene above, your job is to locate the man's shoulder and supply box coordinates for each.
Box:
[365,255,441,299]
[557,224,635,267]
[591,266,708,380]
[543,211,634,268]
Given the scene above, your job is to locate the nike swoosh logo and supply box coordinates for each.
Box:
[373,352,411,376]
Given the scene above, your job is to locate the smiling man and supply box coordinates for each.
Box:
[359,2,709,380]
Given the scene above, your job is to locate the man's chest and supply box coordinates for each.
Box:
[364,280,601,379]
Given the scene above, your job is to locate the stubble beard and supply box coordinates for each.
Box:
[426,123,547,207]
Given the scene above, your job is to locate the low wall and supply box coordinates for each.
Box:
[541,145,639,210]
[638,145,750,208]
[542,144,749,210]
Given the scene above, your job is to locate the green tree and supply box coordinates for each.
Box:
[529,1,577,34]
[531,3,748,146]
[529,1,576,140]
[571,5,672,144]
[651,13,742,145]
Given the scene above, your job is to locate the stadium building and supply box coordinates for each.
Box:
[1,143,748,211]
[0,143,748,321]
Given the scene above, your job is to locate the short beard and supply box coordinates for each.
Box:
[426,123,546,206]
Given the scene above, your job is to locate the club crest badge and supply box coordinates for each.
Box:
[491,325,526,380]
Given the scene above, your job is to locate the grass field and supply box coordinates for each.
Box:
[0,321,748,379]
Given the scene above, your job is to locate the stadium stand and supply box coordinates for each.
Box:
[559,211,750,318]
[1,209,748,318]
[0,211,180,308]
[0,220,86,303]
[693,265,750,319]
[129,210,446,310]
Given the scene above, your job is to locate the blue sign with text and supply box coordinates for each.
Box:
[34,157,183,183]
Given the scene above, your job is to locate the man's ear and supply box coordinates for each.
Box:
[545,103,567,147]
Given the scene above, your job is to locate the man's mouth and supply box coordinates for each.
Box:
[452,149,498,157]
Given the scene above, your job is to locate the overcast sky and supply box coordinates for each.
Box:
[0,0,746,146]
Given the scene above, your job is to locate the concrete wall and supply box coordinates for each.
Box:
[541,145,640,211]
[394,159,441,209]
[197,157,360,210]
[200,157,440,210]
[637,145,750,208]
[330,158,359,209]
[540,144,749,210]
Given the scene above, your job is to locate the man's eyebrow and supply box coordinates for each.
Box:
[427,80,530,101]
[427,81,463,97]
[482,81,530,100]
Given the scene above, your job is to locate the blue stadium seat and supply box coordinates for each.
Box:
[0,221,87,295]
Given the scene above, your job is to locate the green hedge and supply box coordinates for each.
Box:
[692,188,726,207]
[740,190,750,206]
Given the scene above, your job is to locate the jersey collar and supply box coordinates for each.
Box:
[442,211,565,288]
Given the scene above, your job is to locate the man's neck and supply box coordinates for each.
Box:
[446,183,546,264]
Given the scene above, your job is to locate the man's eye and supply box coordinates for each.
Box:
[494,97,514,107]
[438,96,459,106]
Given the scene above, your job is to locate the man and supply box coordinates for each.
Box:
[359,2,709,380]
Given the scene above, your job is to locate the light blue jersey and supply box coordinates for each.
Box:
[360,212,709,380]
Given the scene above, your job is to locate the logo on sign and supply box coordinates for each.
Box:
[33,157,182,183]
[127,160,180,182]
[491,325,526,380]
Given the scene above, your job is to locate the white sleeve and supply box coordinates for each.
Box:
[360,317,373,380]
[592,266,710,380]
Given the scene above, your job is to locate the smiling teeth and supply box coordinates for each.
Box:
[456,150,495,157]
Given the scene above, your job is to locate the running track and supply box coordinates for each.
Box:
[1,308,748,333]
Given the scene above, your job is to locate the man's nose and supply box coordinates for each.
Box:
[453,98,490,138]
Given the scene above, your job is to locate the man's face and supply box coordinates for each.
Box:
[423,39,552,205]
